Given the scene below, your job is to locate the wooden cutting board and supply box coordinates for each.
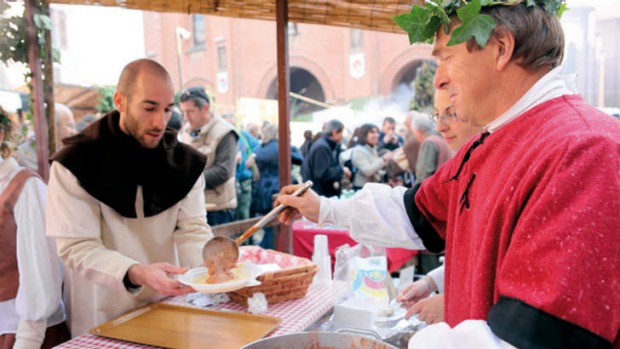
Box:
[90,303,281,349]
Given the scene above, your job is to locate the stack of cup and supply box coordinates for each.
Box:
[312,234,332,284]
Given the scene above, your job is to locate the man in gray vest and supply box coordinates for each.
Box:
[180,87,238,225]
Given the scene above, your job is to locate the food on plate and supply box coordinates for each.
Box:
[376,307,395,317]
[202,238,239,284]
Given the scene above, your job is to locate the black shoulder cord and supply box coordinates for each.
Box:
[445,131,491,211]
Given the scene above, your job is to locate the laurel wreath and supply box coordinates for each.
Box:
[394,0,567,47]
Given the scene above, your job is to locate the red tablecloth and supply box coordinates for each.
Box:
[292,219,417,273]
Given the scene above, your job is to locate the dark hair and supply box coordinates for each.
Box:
[303,130,313,140]
[312,131,323,142]
[0,106,14,158]
[179,86,210,108]
[324,119,344,135]
[356,123,379,146]
[382,116,396,125]
[467,3,564,71]
[347,127,359,148]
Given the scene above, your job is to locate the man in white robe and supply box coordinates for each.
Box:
[46,59,213,336]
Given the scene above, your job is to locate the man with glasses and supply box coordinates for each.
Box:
[179,86,239,226]
[409,113,452,185]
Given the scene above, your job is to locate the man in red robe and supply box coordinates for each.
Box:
[275,2,620,348]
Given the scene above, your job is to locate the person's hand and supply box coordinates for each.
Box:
[275,184,321,224]
[383,132,393,144]
[127,263,192,296]
[397,277,435,308]
[382,151,393,161]
[245,153,256,168]
[405,294,445,324]
[343,166,352,179]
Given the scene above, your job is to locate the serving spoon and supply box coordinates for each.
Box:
[202,180,313,279]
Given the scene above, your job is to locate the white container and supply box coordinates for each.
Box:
[312,234,332,283]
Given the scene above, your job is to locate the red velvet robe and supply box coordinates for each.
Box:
[414,95,620,347]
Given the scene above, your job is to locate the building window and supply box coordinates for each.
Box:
[193,14,205,46]
[288,22,298,36]
[217,46,227,70]
[351,29,363,49]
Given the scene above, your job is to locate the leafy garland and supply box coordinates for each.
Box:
[0,108,10,128]
[0,1,60,151]
[394,0,567,47]
[0,1,59,67]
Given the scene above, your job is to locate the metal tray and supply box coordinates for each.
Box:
[90,303,281,349]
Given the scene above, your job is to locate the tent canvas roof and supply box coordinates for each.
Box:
[48,0,421,33]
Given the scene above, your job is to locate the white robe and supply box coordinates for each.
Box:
[0,157,65,348]
[46,162,213,336]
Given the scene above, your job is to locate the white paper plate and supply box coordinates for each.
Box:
[179,263,261,293]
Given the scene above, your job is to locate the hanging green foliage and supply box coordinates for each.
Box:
[96,86,116,114]
[410,60,438,112]
[0,1,60,66]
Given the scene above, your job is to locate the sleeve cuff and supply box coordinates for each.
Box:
[403,184,445,253]
[122,264,144,295]
[15,319,46,349]
[427,265,445,293]
[488,296,611,349]
[318,196,351,229]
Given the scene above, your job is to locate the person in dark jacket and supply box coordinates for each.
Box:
[251,123,302,248]
[299,129,313,159]
[301,119,348,197]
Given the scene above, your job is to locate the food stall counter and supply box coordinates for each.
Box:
[292,219,417,273]
[53,282,346,349]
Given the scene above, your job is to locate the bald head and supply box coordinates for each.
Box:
[117,59,173,97]
[113,59,176,149]
[55,103,76,150]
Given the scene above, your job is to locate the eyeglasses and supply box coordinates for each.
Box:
[430,106,458,123]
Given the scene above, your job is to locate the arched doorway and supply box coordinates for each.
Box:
[394,60,425,88]
[391,59,437,112]
[266,67,326,119]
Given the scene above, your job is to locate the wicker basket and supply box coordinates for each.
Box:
[227,246,318,307]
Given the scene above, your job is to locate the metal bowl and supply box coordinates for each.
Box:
[241,331,398,349]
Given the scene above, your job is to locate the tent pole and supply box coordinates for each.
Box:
[276,0,292,253]
[25,0,50,181]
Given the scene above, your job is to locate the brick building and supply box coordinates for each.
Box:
[142,13,433,117]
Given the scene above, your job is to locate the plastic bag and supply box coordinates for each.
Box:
[334,244,393,309]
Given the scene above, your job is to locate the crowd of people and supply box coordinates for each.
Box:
[1,2,618,348]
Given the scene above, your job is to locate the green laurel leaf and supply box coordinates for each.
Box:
[457,0,483,23]
[394,0,565,46]
[429,2,452,34]
[557,3,568,17]
[448,13,496,47]
[393,5,436,44]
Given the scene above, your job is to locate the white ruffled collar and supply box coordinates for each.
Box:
[485,66,577,133]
